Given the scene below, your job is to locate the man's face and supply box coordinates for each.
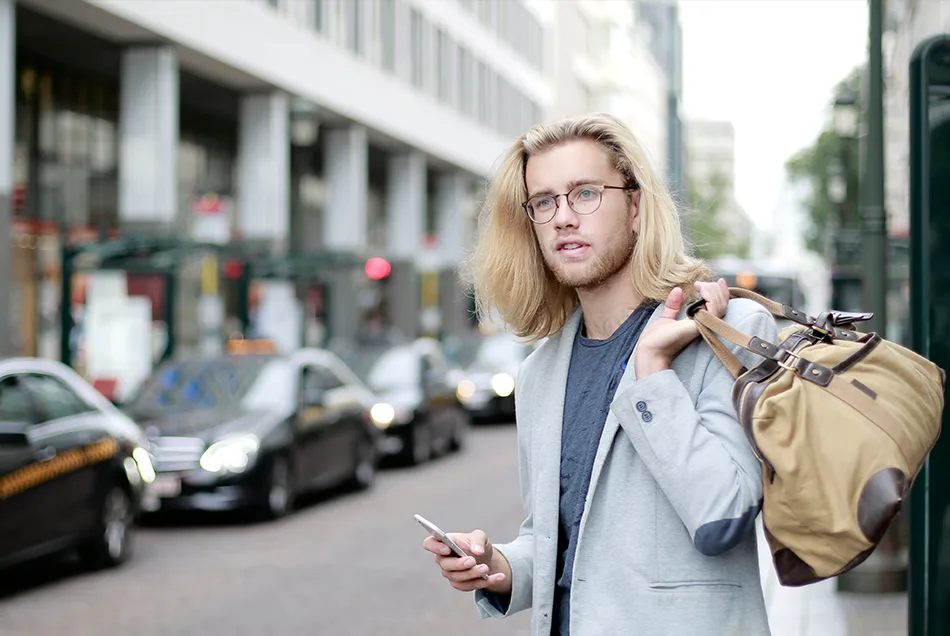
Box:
[524,139,639,291]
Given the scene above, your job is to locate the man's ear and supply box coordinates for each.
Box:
[630,189,642,234]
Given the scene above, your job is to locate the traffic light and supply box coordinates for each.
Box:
[908,34,950,636]
[364,257,392,280]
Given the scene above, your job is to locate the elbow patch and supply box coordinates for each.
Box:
[693,502,761,557]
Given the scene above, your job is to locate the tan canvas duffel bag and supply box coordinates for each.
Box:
[687,288,945,587]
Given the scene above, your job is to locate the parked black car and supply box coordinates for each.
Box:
[122,346,381,520]
[445,331,532,424]
[348,338,469,465]
[0,357,156,572]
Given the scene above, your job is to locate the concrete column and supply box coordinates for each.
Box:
[385,151,426,339]
[0,0,12,355]
[323,125,368,251]
[238,92,290,244]
[435,171,475,336]
[323,125,368,342]
[119,46,179,224]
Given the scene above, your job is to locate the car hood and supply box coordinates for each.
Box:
[127,407,282,442]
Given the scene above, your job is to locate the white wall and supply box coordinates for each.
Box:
[547,0,669,170]
[83,0,524,176]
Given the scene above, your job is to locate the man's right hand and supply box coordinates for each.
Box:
[422,529,511,593]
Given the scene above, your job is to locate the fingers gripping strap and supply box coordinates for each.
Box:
[693,310,767,359]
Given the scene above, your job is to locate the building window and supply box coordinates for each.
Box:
[458,47,473,116]
[380,0,396,73]
[409,8,424,88]
[477,61,491,126]
[313,0,324,34]
[350,0,362,55]
[436,29,452,104]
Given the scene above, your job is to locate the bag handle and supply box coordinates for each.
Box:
[695,287,873,336]
[686,287,870,378]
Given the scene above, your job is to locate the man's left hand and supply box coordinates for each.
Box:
[634,278,730,378]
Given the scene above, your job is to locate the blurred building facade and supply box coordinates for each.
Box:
[684,118,754,256]
[881,0,949,345]
[0,0,551,362]
[545,0,683,189]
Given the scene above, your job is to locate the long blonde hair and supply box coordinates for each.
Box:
[464,113,710,342]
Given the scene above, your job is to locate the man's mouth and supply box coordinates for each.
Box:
[557,241,590,258]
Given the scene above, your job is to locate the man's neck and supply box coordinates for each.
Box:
[576,270,645,340]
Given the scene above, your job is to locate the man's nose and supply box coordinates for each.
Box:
[552,196,578,229]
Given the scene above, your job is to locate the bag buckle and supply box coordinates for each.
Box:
[778,349,801,373]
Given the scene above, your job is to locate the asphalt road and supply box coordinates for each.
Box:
[0,425,532,636]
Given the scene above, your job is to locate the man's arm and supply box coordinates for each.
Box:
[614,308,776,556]
[474,361,536,618]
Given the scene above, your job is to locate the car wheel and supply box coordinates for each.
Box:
[80,484,134,569]
[449,412,469,452]
[409,423,432,466]
[261,456,294,520]
[350,437,376,490]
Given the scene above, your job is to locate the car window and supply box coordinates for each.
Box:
[21,374,93,423]
[0,376,35,425]
[303,365,343,393]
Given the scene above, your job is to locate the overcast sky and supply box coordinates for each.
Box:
[678,0,869,230]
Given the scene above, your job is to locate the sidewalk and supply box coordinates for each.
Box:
[757,520,908,636]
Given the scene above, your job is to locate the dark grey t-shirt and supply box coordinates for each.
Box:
[551,302,657,636]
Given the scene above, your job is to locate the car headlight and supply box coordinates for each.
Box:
[370,402,396,429]
[199,434,260,474]
[456,380,476,401]
[491,373,515,397]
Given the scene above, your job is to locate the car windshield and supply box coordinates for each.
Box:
[363,346,420,392]
[447,333,529,371]
[123,355,296,415]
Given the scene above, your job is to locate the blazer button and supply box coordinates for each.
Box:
[635,400,648,412]
[642,411,653,422]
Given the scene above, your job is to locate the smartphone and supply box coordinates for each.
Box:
[414,513,489,579]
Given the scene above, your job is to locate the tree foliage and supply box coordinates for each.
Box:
[685,170,749,260]
[784,67,864,256]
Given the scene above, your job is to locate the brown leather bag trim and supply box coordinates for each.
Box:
[831,333,882,374]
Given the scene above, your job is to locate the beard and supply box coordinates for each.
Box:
[545,232,636,291]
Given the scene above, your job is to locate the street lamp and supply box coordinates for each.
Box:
[833,84,859,139]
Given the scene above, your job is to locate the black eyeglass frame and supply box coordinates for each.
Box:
[521,183,640,224]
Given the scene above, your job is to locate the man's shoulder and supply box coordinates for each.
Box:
[722,297,775,332]
[516,331,561,386]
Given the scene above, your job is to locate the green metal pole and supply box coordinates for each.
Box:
[59,242,74,367]
[908,33,950,636]
[162,271,176,362]
[860,0,888,336]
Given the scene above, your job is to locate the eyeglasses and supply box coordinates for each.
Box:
[522,183,638,224]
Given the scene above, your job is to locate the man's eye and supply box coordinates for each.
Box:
[577,188,596,199]
[535,198,555,208]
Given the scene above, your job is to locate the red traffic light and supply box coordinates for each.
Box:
[222,260,245,280]
[364,257,392,280]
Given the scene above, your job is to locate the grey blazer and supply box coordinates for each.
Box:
[474,298,777,636]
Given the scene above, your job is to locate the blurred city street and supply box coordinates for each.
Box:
[0,425,531,636]
[0,0,948,634]
[0,423,908,636]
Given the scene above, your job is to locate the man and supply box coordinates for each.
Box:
[422,113,776,636]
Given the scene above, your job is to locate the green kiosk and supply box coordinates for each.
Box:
[909,33,950,636]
